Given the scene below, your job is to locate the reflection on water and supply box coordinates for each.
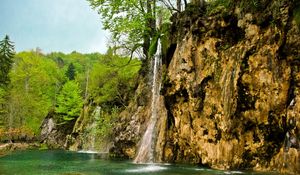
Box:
[0,150,279,175]
[125,165,168,173]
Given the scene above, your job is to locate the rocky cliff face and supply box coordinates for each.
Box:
[40,111,76,148]
[111,0,300,174]
[66,105,111,152]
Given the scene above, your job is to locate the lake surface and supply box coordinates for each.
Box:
[0,150,278,175]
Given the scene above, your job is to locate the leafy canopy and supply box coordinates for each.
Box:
[88,0,150,48]
[9,51,63,133]
[89,52,141,107]
[87,0,172,58]
[55,81,83,122]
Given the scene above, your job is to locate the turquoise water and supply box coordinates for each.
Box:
[0,150,277,175]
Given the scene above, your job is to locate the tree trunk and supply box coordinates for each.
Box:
[84,68,90,101]
[143,0,156,59]
[177,0,181,12]
[8,102,13,143]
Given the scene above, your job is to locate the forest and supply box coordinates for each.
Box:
[0,41,140,141]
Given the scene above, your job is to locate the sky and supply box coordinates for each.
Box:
[0,0,109,54]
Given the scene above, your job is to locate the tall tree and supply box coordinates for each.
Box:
[0,35,14,129]
[55,81,83,123]
[87,0,158,60]
[66,63,76,80]
[0,35,15,88]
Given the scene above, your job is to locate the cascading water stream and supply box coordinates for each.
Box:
[89,106,101,152]
[134,39,162,163]
[79,106,101,154]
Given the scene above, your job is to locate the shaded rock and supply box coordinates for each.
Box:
[40,111,75,149]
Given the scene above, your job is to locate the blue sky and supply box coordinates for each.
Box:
[0,0,109,53]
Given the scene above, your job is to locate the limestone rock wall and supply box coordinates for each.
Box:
[161,0,300,173]
[111,0,300,174]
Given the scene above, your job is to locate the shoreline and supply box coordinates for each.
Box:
[0,142,40,157]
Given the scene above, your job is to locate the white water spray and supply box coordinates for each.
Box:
[134,39,162,163]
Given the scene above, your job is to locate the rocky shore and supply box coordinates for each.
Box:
[0,143,40,157]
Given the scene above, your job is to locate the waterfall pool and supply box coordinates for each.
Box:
[0,150,278,175]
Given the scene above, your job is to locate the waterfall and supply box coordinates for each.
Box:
[134,39,162,163]
[79,106,101,153]
[89,106,100,152]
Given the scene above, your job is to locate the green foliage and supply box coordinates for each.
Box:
[39,143,49,150]
[206,0,233,15]
[239,0,261,12]
[148,34,160,58]
[55,81,83,122]
[87,0,172,60]
[8,51,63,133]
[0,35,14,88]
[240,0,260,9]
[0,87,7,128]
[88,0,152,53]
[89,53,140,107]
[65,63,76,80]
[1,48,140,138]
[0,88,6,111]
[95,107,119,138]
[294,4,300,29]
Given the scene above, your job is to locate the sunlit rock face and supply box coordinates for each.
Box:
[161,0,300,173]
[111,0,300,174]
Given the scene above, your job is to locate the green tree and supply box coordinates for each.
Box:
[89,54,140,107]
[66,63,76,80]
[0,87,7,128]
[0,35,15,129]
[87,0,159,59]
[0,35,14,87]
[9,51,63,133]
[55,81,83,122]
